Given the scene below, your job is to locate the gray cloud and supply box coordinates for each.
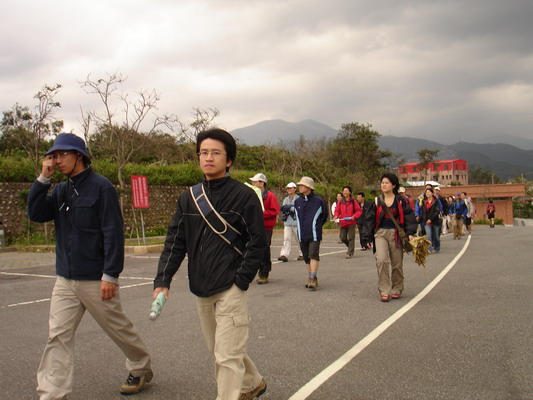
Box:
[0,0,532,146]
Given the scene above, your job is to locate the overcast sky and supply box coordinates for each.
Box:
[1,0,532,145]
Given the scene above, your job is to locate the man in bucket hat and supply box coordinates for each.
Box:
[294,177,328,289]
[28,133,153,399]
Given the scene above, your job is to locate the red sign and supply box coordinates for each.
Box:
[131,175,150,208]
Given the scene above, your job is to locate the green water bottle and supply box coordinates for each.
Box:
[149,291,166,321]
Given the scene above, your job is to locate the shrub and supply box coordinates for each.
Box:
[0,156,37,182]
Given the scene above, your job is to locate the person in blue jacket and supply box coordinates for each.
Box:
[449,193,468,239]
[294,176,329,290]
[28,134,152,399]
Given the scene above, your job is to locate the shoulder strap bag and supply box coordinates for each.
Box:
[190,183,244,256]
[378,196,413,253]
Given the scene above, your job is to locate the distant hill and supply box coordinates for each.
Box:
[230,120,532,180]
[231,119,338,146]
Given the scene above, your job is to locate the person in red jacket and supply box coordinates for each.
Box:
[250,173,280,284]
[334,186,362,258]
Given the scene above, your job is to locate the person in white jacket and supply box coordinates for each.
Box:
[278,182,303,262]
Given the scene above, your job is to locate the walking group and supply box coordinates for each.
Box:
[27,129,488,400]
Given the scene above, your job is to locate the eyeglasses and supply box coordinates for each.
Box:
[47,151,74,160]
[197,150,226,158]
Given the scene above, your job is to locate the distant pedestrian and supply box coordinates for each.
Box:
[419,188,442,253]
[449,193,468,239]
[362,173,417,302]
[250,173,280,284]
[486,200,496,228]
[414,184,434,236]
[28,134,152,399]
[434,187,448,234]
[334,186,362,259]
[332,192,343,243]
[444,195,455,234]
[356,192,372,251]
[278,182,304,262]
[294,177,328,290]
[461,192,475,234]
[398,187,414,210]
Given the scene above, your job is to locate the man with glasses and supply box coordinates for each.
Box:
[28,133,153,399]
[153,129,267,400]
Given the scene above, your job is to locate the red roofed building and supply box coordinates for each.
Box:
[397,159,469,186]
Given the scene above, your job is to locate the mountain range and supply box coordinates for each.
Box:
[231,119,533,180]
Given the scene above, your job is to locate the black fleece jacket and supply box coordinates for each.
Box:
[154,176,267,297]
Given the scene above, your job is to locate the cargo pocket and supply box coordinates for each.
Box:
[231,314,250,352]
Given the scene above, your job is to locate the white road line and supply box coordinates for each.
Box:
[289,235,472,400]
[121,282,153,289]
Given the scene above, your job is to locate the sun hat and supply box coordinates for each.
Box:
[249,173,267,183]
[286,182,296,188]
[296,176,315,190]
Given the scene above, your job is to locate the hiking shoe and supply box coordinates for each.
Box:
[278,255,288,262]
[297,256,304,261]
[257,277,269,284]
[307,276,318,290]
[120,369,153,395]
[239,379,267,400]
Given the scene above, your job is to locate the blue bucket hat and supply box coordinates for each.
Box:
[45,134,90,161]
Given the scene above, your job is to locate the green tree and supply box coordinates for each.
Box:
[328,122,391,186]
[0,84,63,175]
[416,148,440,183]
[469,166,502,184]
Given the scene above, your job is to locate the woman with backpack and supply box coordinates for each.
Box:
[361,174,417,302]
[419,188,442,253]
[486,200,496,228]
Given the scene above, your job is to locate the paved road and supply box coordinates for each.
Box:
[1,226,532,400]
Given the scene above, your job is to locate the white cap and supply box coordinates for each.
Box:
[286,182,297,188]
[249,173,267,183]
[296,176,315,190]
[398,187,406,193]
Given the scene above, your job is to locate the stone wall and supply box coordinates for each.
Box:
[0,181,287,241]
[0,182,187,240]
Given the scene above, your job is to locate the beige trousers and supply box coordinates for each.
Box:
[37,276,151,400]
[374,229,404,296]
[280,225,302,258]
[451,216,464,238]
[196,284,262,400]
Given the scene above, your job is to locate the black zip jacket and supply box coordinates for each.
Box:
[154,176,267,297]
[361,195,417,247]
[27,168,125,280]
[419,198,442,224]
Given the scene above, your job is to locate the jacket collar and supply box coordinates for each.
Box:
[203,174,231,190]
[68,167,92,186]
